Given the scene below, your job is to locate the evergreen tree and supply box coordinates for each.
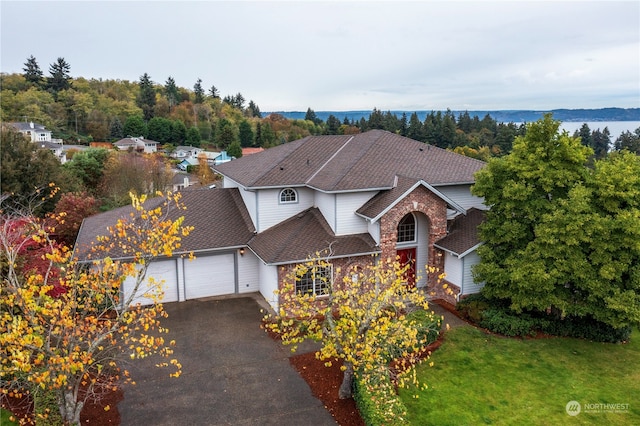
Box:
[47,57,72,94]
[123,115,147,138]
[399,112,408,137]
[576,123,592,148]
[185,126,201,147]
[164,76,179,110]
[305,108,320,124]
[170,120,187,144]
[407,112,424,142]
[23,55,43,87]
[591,127,611,159]
[193,78,204,104]
[109,117,124,140]
[137,73,156,122]
[238,120,254,147]
[227,140,242,158]
[247,100,262,118]
[209,85,220,99]
[326,115,341,135]
[147,117,173,142]
[368,108,384,130]
[614,127,640,154]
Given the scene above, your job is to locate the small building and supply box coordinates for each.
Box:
[6,121,66,163]
[113,137,158,153]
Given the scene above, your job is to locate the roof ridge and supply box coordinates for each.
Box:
[305,135,354,185]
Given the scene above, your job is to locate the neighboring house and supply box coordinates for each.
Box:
[213,150,233,165]
[113,137,158,153]
[75,130,487,309]
[177,157,200,171]
[6,121,66,163]
[172,146,204,160]
[171,172,200,191]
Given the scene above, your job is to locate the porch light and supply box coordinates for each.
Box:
[239,248,245,256]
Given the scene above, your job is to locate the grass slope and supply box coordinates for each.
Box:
[400,327,640,425]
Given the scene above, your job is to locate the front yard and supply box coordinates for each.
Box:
[400,326,640,425]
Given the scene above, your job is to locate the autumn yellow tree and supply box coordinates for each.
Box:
[263,251,441,405]
[0,190,193,425]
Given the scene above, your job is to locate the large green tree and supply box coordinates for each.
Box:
[164,76,179,110]
[23,55,43,87]
[123,115,147,138]
[193,78,204,104]
[47,57,72,95]
[614,127,640,154]
[472,114,640,329]
[137,73,156,121]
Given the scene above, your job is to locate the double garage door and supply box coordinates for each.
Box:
[121,254,236,306]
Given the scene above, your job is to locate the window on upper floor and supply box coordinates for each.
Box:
[296,264,331,297]
[397,213,416,243]
[279,188,298,204]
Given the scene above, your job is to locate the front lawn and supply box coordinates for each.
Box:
[400,327,640,425]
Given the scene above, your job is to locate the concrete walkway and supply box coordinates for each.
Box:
[118,296,336,425]
[428,300,470,330]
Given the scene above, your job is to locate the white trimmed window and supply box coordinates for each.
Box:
[296,264,331,296]
[397,213,416,243]
[279,188,298,204]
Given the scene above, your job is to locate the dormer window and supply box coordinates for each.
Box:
[397,213,416,243]
[279,188,297,204]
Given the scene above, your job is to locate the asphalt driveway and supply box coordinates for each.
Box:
[118,295,336,425]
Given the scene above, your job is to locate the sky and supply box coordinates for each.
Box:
[1,1,639,112]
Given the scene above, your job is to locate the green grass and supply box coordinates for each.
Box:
[1,408,20,426]
[400,327,640,425]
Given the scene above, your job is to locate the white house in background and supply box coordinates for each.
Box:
[171,146,204,160]
[75,130,488,309]
[113,136,158,153]
[7,121,66,163]
[171,171,200,191]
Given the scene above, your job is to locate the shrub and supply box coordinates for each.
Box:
[539,315,632,343]
[480,308,538,337]
[354,371,407,426]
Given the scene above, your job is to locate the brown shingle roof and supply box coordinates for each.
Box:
[74,188,255,260]
[214,130,485,191]
[248,208,378,264]
[434,208,486,256]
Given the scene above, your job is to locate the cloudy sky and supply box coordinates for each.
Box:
[1,1,638,112]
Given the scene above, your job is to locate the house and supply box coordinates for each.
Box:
[113,136,158,153]
[171,172,201,191]
[171,146,204,160]
[75,130,487,309]
[6,121,67,163]
[177,157,200,171]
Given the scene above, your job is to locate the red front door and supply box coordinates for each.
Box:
[397,248,416,287]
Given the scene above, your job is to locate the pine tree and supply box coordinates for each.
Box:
[23,55,43,87]
[209,85,220,99]
[194,78,204,104]
[109,117,124,139]
[137,73,156,122]
[47,57,72,94]
[164,76,179,110]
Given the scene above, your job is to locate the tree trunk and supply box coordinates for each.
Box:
[60,388,83,425]
[339,362,354,399]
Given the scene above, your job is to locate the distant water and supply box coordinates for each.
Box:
[557,121,640,139]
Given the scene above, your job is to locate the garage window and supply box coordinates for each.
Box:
[296,264,331,296]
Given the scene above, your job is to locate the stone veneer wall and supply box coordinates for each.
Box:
[378,186,453,302]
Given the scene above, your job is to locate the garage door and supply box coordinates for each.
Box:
[121,259,179,306]
[184,253,235,299]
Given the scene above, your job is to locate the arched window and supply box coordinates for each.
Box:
[397,213,416,243]
[279,188,297,204]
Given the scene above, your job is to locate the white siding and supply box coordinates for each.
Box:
[239,187,258,229]
[335,192,376,235]
[238,251,260,293]
[315,191,336,232]
[222,176,240,189]
[461,250,484,295]
[258,262,279,310]
[257,187,314,231]
[367,221,380,245]
[444,252,463,287]
[437,184,486,211]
